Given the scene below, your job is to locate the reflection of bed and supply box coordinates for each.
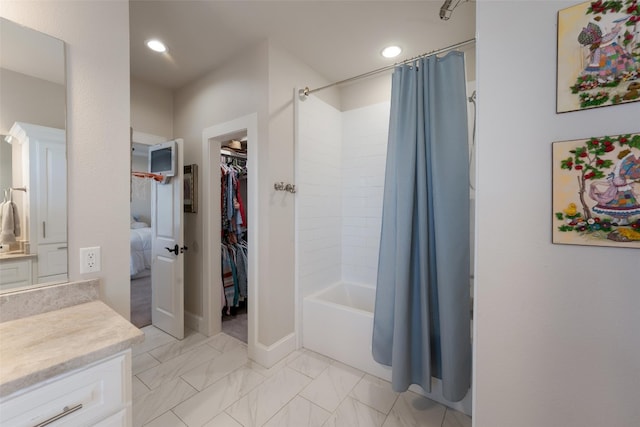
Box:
[131,225,151,278]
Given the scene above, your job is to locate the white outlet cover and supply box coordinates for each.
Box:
[80,246,101,274]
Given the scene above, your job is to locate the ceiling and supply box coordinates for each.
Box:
[129,0,476,90]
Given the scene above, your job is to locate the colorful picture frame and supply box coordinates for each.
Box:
[553,132,640,248]
[184,164,198,213]
[557,1,640,113]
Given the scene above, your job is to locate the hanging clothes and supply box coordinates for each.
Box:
[220,159,247,238]
[220,240,248,311]
[220,155,248,313]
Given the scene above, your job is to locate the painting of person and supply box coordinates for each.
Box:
[557,1,640,112]
[577,16,637,84]
[589,149,640,225]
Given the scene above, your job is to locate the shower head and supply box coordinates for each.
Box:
[440,0,467,21]
[440,0,453,20]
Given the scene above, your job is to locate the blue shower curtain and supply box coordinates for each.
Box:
[372,52,471,402]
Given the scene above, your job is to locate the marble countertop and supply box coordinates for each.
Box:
[0,252,36,260]
[0,300,144,398]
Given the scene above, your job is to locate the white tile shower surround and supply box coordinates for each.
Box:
[133,326,471,427]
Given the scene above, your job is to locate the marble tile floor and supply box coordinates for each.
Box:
[132,326,472,427]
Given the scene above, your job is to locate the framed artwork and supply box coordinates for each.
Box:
[184,164,198,213]
[557,1,640,113]
[553,132,640,248]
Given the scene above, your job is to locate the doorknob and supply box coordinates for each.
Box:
[180,245,188,254]
[165,245,179,255]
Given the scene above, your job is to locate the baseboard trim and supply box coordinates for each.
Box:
[185,310,203,333]
[252,332,296,369]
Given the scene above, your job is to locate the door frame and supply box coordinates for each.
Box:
[202,113,258,361]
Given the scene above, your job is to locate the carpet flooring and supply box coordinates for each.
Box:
[222,303,248,343]
[131,275,151,328]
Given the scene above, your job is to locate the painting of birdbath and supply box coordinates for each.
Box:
[553,132,640,248]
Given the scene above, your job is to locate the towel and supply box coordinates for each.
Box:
[0,200,21,243]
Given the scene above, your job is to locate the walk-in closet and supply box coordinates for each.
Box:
[219,137,248,343]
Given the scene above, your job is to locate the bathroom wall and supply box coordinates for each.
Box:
[172,39,336,348]
[130,77,173,138]
[1,1,131,318]
[173,41,268,323]
[297,97,389,293]
[263,42,340,345]
[296,95,343,297]
[297,98,389,290]
[341,102,389,284]
[302,83,473,289]
[475,1,640,426]
[0,68,65,134]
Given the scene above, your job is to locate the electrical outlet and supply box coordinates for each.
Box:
[80,247,101,273]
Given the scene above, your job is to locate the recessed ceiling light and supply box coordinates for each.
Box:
[146,39,167,53]
[381,45,402,58]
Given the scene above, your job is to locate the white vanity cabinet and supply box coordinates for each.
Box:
[0,351,132,427]
[7,122,67,283]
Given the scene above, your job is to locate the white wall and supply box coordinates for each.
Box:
[263,42,340,345]
[173,41,268,321]
[475,2,640,426]
[341,102,389,284]
[1,1,131,318]
[0,68,65,134]
[297,95,343,297]
[131,76,173,138]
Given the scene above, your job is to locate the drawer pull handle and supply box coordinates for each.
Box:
[33,403,83,427]
[57,247,67,250]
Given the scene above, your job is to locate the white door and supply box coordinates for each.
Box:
[36,139,67,245]
[151,139,184,339]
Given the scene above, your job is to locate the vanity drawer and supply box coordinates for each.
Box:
[0,352,129,427]
[0,259,32,291]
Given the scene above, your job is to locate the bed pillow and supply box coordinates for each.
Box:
[131,221,149,229]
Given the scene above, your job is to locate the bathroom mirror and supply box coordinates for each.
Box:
[0,17,67,293]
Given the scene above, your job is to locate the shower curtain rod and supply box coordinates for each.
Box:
[299,38,475,98]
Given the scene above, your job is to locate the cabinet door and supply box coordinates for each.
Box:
[36,140,67,244]
[0,259,32,291]
[0,352,128,427]
[36,244,68,280]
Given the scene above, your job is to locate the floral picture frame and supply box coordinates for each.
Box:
[557,1,640,113]
[553,132,640,248]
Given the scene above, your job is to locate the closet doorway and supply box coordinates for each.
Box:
[202,114,258,361]
[220,136,248,342]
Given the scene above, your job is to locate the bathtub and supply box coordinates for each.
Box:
[302,281,472,415]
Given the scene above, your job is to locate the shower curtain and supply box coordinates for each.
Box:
[372,52,471,402]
